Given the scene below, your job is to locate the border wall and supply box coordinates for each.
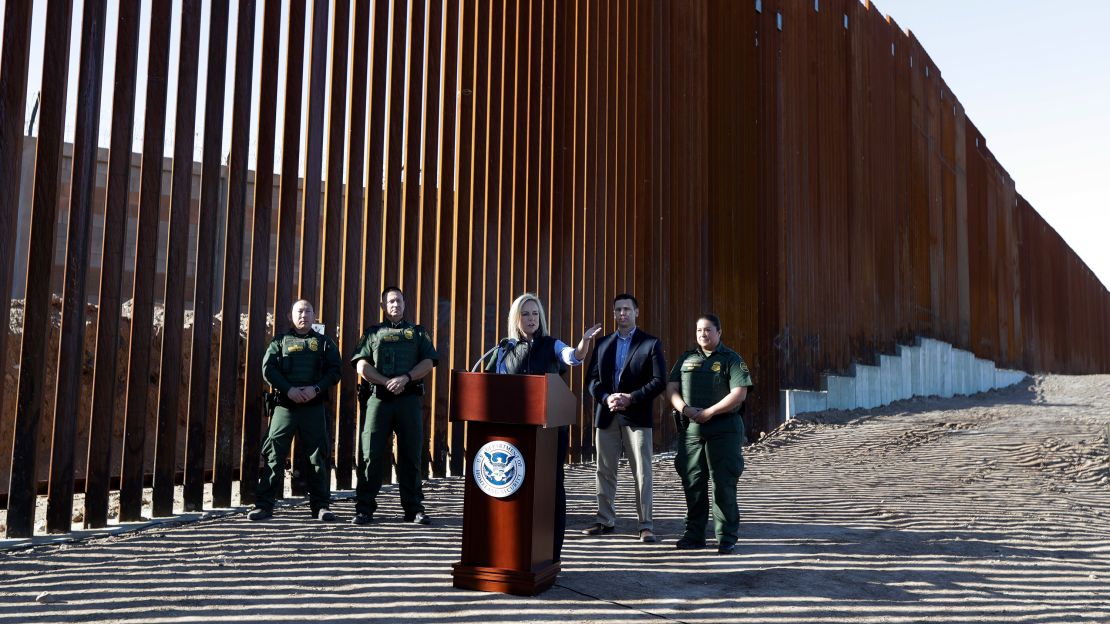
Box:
[1,0,1106,537]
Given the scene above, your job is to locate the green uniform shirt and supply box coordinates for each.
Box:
[668,344,752,434]
[262,330,343,393]
[350,319,439,377]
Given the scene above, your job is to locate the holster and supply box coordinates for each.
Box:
[671,408,689,432]
[264,389,281,419]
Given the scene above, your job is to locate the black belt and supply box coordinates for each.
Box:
[371,382,424,400]
[275,393,325,409]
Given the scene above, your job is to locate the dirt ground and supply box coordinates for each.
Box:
[0,374,1108,623]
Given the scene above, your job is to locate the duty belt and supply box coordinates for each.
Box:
[275,392,326,408]
[371,381,424,401]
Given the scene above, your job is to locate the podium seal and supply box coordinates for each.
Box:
[473,441,526,498]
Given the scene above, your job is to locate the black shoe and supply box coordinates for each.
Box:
[581,523,615,535]
[717,542,736,555]
[675,537,706,550]
[247,507,272,521]
[405,512,431,525]
[351,512,374,525]
[315,508,337,521]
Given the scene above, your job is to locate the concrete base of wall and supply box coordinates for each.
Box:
[779,337,1027,423]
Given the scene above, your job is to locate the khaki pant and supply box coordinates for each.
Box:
[594,420,653,531]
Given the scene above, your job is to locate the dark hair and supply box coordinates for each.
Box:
[612,293,639,309]
[697,313,721,331]
[381,286,403,301]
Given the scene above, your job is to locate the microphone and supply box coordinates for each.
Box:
[470,338,513,372]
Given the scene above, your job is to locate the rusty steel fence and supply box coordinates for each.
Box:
[1,0,1107,538]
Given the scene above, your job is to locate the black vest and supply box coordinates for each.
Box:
[501,335,568,376]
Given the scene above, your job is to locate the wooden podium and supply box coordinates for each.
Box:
[450,371,576,596]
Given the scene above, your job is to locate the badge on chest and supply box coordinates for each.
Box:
[286,337,319,354]
[382,327,415,343]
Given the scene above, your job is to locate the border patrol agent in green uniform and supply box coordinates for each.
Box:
[248,300,342,522]
[666,313,752,554]
[350,287,439,525]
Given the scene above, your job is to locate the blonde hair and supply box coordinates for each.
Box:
[507,292,550,341]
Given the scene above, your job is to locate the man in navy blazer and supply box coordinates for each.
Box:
[582,294,667,542]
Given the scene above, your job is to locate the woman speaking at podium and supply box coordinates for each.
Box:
[489,292,601,562]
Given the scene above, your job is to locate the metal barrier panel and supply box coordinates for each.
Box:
[1,0,1107,538]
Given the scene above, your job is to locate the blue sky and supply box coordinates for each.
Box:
[6,0,1109,289]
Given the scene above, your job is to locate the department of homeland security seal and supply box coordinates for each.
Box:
[473,440,526,498]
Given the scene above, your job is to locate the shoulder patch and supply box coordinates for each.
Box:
[740,360,750,374]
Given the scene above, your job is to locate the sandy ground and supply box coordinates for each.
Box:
[0,374,1108,623]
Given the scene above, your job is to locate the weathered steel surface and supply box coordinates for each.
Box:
[320,0,351,489]
[336,0,372,491]
[363,0,391,329]
[382,0,408,295]
[84,0,142,528]
[119,0,173,522]
[403,0,428,477]
[273,0,306,335]
[212,0,256,509]
[415,0,442,478]
[635,0,1108,434]
[270,0,308,498]
[0,0,34,449]
[299,0,331,308]
[2,0,1107,535]
[237,0,282,507]
[45,0,108,534]
[428,0,457,479]
[151,0,202,519]
[448,0,478,477]
[182,0,230,513]
[6,0,74,538]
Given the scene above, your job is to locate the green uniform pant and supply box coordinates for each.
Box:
[675,427,744,545]
[356,395,425,517]
[255,404,331,513]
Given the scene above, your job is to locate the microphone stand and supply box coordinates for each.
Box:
[470,338,511,372]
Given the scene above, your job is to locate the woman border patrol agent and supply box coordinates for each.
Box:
[666,313,752,554]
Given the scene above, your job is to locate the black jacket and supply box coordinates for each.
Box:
[585,329,666,429]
